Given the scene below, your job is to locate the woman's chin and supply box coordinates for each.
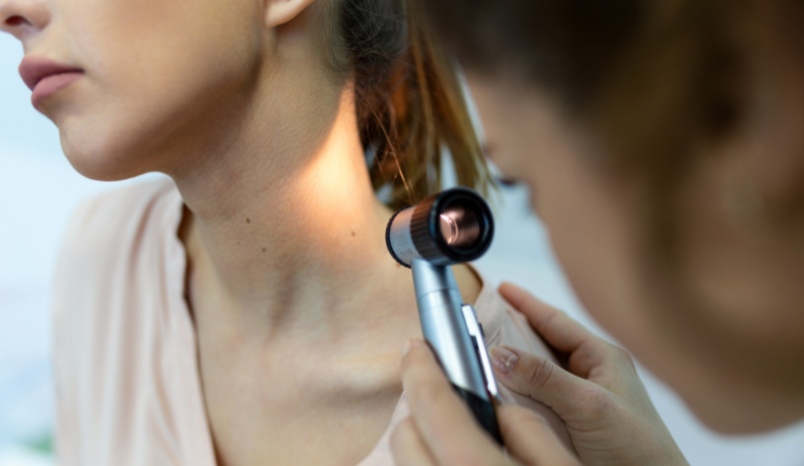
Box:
[61,136,154,182]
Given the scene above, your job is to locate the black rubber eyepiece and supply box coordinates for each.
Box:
[409,188,494,266]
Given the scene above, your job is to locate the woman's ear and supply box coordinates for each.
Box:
[264,0,317,29]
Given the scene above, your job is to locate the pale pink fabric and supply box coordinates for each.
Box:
[53,177,570,466]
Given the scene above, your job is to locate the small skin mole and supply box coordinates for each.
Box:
[246,217,251,224]
[262,248,266,253]
[351,231,356,237]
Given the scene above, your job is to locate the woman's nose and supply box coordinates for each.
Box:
[0,0,50,41]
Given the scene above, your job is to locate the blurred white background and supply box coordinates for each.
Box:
[2,32,804,466]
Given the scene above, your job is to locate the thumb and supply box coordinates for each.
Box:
[497,404,580,466]
[490,346,591,419]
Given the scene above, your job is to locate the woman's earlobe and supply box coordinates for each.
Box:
[264,0,317,29]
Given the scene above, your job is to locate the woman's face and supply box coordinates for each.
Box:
[0,0,265,180]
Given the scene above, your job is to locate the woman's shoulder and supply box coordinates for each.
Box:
[56,177,180,279]
[62,176,178,249]
[53,176,184,319]
[473,278,556,359]
[51,177,211,465]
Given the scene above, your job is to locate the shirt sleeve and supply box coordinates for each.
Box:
[52,196,99,466]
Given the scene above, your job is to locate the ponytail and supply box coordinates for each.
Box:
[331,0,494,210]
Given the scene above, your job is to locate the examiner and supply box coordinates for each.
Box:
[392,1,804,465]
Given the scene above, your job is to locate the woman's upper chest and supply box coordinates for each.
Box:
[192,313,406,466]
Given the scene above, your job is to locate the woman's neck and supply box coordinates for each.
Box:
[171,74,414,341]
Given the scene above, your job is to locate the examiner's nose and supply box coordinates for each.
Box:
[0,0,50,40]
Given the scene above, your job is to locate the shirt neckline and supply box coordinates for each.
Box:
[163,183,493,465]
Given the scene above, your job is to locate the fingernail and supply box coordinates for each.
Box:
[490,346,518,375]
[402,339,414,357]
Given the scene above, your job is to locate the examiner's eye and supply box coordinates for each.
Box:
[482,142,518,186]
[497,176,520,187]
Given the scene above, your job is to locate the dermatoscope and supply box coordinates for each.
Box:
[386,187,502,444]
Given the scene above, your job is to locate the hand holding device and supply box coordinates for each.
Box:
[391,284,688,466]
[392,339,579,466]
[490,283,689,466]
[386,187,502,443]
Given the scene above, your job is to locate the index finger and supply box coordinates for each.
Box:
[400,339,503,465]
[498,282,603,356]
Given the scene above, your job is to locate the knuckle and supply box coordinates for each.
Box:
[412,382,442,408]
[613,345,632,363]
[577,386,617,419]
[535,309,559,337]
[609,344,638,371]
[401,343,426,370]
[523,355,554,391]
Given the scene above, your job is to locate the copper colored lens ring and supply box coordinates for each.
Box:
[386,187,494,267]
[438,205,481,249]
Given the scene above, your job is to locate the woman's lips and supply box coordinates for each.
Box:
[18,56,84,107]
[30,72,83,107]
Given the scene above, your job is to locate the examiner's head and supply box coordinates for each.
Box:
[423,0,804,433]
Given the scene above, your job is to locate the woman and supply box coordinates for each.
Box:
[393,0,804,465]
[0,0,568,465]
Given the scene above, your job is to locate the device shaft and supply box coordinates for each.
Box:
[410,259,502,444]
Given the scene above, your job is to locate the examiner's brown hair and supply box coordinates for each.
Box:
[327,0,493,210]
[422,0,804,254]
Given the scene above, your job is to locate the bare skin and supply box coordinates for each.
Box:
[0,0,482,465]
[176,97,480,464]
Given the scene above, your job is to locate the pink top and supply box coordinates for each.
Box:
[52,178,570,466]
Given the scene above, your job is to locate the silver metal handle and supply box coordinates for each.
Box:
[410,259,502,403]
[461,304,501,401]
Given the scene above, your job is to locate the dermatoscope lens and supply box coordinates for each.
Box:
[439,205,481,248]
[386,187,494,267]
